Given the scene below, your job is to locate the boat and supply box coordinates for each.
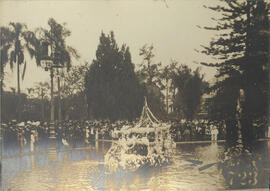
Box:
[105,97,176,172]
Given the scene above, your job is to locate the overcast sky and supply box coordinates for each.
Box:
[0,0,219,92]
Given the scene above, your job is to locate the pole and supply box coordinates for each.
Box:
[48,66,57,160]
[57,70,61,122]
[50,28,54,129]
[50,67,55,136]
[41,88,45,121]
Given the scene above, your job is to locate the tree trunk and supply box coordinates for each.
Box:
[241,88,256,148]
[240,1,256,148]
[17,61,21,122]
[225,118,238,148]
[166,79,169,113]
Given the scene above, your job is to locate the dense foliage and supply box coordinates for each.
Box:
[138,44,166,119]
[199,0,269,147]
[1,22,40,121]
[2,91,50,122]
[85,32,144,121]
[172,66,206,120]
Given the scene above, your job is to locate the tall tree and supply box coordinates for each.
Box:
[172,65,205,120]
[160,60,178,113]
[0,27,12,91]
[199,0,269,148]
[61,62,89,120]
[61,62,89,97]
[38,18,79,70]
[138,44,166,119]
[0,26,12,126]
[240,0,269,146]
[85,31,143,121]
[37,18,79,121]
[1,23,39,121]
[138,44,163,87]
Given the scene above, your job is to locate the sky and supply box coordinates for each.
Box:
[0,0,219,92]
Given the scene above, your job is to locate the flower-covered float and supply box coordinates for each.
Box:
[105,98,176,172]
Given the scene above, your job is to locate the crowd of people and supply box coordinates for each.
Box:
[170,119,225,142]
[2,119,225,147]
[3,118,269,156]
[2,120,135,155]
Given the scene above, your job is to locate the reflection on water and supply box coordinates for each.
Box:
[2,138,269,191]
[48,136,58,162]
[3,140,227,191]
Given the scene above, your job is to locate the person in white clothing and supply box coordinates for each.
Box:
[85,127,89,139]
[210,124,219,141]
[85,127,90,144]
[30,130,35,152]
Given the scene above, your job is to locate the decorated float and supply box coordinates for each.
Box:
[105,98,176,172]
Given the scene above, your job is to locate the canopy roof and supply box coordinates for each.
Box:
[138,97,160,127]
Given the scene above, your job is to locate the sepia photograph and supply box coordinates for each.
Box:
[0,0,269,190]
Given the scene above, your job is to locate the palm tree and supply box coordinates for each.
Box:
[1,26,13,123]
[38,18,79,70]
[0,27,12,91]
[37,18,79,122]
[3,22,40,121]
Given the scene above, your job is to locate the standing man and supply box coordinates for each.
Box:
[211,124,219,141]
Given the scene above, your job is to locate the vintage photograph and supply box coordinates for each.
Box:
[0,0,269,190]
